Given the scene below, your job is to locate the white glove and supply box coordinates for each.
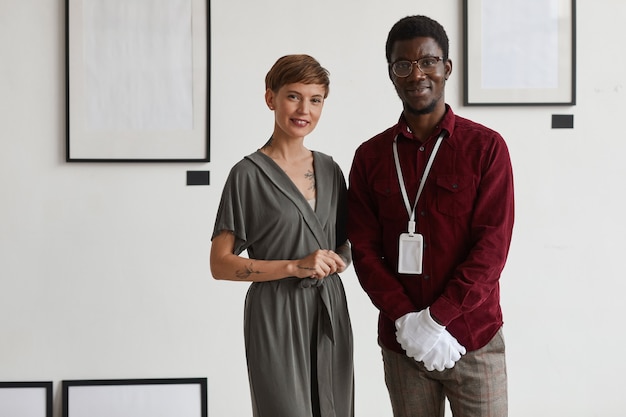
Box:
[395,308,444,362]
[420,329,467,371]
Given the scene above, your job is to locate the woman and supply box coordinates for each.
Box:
[210,55,354,417]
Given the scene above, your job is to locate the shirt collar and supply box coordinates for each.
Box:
[393,104,455,142]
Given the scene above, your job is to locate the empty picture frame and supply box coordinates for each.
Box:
[66,0,210,162]
[0,381,53,417]
[464,0,576,105]
[62,378,207,417]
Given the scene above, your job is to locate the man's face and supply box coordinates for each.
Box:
[389,37,452,116]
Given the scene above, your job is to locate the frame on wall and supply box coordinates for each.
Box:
[66,0,210,162]
[62,378,207,417]
[463,0,575,106]
[0,381,53,417]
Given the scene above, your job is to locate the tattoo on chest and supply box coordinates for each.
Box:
[236,263,263,280]
[304,170,315,191]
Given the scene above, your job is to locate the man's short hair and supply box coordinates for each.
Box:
[385,15,450,63]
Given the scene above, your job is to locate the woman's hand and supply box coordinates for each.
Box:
[295,249,346,279]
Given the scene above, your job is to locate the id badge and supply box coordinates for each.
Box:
[398,233,423,274]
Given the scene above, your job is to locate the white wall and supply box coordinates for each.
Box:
[1,0,625,416]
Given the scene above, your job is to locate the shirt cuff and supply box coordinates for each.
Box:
[429,297,462,326]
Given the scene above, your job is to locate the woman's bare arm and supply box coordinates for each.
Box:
[210,230,346,282]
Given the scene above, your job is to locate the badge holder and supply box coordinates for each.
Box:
[393,132,445,275]
[398,221,423,274]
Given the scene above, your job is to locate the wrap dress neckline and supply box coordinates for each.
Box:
[245,150,333,251]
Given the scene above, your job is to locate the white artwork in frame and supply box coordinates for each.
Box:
[463,0,576,105]
[0,381,53,417]
[66,0,210,161]
[62,378,207,417]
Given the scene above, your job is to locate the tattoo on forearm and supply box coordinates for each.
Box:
[235,263,263,280]
[304,170,315,191]
[297,265,315,272]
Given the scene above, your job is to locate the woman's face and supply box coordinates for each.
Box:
[266,82,326,140]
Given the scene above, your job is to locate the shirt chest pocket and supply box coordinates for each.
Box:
[435,175,475,217]
[373,179,407,222]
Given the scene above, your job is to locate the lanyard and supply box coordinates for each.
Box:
[393,131,445,235]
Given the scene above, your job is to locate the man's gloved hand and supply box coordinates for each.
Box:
[395,308,445,362]
[395,307,467,371]
[420,329,467,371]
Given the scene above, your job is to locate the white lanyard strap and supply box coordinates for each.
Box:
[393,131,446,234]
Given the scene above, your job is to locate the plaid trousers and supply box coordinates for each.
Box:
[381,328,507,417]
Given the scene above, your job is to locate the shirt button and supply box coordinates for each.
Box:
[420,211,426,216]
[419,146,425,151]
[452,183,458,189]
[423,275,430,280]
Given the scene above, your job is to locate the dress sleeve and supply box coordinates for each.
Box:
[334,161,349,249]
[211,162,250,255]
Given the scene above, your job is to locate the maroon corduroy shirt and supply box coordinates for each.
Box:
[348,105,514,353]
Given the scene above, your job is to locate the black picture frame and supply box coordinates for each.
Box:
[0,381,53,417]
[66,0,210,162]
[62,377,207,417]
[463,0,576,106]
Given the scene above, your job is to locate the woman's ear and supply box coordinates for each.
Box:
[265,88,275,110]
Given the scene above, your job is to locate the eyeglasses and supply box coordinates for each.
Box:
[390,57,444,77]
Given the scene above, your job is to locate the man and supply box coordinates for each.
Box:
[347,15,514,417]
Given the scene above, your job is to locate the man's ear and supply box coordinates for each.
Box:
[444,59,453,80]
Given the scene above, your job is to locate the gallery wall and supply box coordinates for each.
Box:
[1,0,626,416]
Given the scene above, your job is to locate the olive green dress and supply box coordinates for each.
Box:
[212,150,354,417]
